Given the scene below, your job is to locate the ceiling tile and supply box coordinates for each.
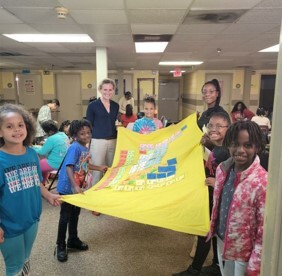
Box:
[128,10,186,24]
[70,10,127,24]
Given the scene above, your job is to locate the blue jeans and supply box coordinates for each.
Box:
[0,221,38,276]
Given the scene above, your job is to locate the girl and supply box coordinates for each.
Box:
[231,101,254,123]
[209,121,267,276]
[55,119,107,262]
[34,120,69,185]
[197,79,228,130]
[133,96,163,134]
[120,104,137,127]
[59,120,71,138]
[173,112,231,276]
[0,104,60,276]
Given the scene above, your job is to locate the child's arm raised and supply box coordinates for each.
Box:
[40,184,60,206]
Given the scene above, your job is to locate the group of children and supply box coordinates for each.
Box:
[0,89,268,275]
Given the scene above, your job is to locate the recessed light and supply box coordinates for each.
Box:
[135,42,168,53]
[259,44,279,52]
[159,61,203,66]
[3,34,94,43]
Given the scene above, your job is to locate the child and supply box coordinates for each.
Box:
[120,104,137,128]
[133,96,163,134]
[34,120,69,185]
[173,112,231,276]
[55,119,107,262]
[0,104,60,276]
[209,121,267,276]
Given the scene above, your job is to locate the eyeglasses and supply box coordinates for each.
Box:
[202,90,217,95]
[207,123,229,131]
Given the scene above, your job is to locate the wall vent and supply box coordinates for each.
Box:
[183,10,247,24]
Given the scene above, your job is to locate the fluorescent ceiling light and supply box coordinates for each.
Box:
[3,34,94,43]
[259,44,279,52]
[159,61,203,66]
[170,70,186,73]
[135,42,168,53]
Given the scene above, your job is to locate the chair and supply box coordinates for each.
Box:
[47,170,59,191]
[259,125,269,144]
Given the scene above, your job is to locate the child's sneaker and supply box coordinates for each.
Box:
[67,238,88,251]
[56,244,68,262]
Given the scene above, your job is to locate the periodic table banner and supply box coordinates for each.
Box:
[63,113,210,235]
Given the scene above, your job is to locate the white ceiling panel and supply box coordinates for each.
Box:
[0,0,281,71]
[190,0,262,10]
[0,8,23,23]
[70,10,127,24]
[58,0,124,10]
[1,0,60,8]
[177,24,229,34]
[238,9,282,24]
[126,0,193,9]
[31,24,84,33]
[131,24,179,35]
[0,24,39,33]
[128,10,186,24]
[81,24,130,35]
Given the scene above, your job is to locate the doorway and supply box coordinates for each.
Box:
[259,75,276,111]
[55,74,82,124]
[158,80,180,123]
[137,78,155,112]
[205,74,232,113]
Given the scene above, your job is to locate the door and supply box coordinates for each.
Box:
[16,74,43,110]
[259,75,276,111]
[55,74,82,124]
[137,78,155,112]
[158,80,180,123]
[206,74,232,113]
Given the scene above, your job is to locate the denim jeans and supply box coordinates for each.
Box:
[217,237,247,276]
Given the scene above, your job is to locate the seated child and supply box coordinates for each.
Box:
[33,120,69,185]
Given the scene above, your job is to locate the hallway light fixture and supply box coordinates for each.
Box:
[135,42,168,53]
[159,61,203,66]
[259,44,279,52]
[3,34,94,43]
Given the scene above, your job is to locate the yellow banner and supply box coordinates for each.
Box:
[62,113,209,235]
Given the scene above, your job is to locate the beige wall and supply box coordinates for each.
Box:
[181,69,277,119]
[0,69,277,120]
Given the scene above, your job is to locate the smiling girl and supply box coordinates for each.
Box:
[0,104,60,276]
[209,120,268,276]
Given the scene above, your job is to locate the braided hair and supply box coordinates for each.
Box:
[223,120,265,154]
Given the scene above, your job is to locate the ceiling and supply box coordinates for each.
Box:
[0,0,281,73]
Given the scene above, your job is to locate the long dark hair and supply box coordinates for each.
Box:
[125,104,133,117]
[231,101,247,114]
[201,79,221,106]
